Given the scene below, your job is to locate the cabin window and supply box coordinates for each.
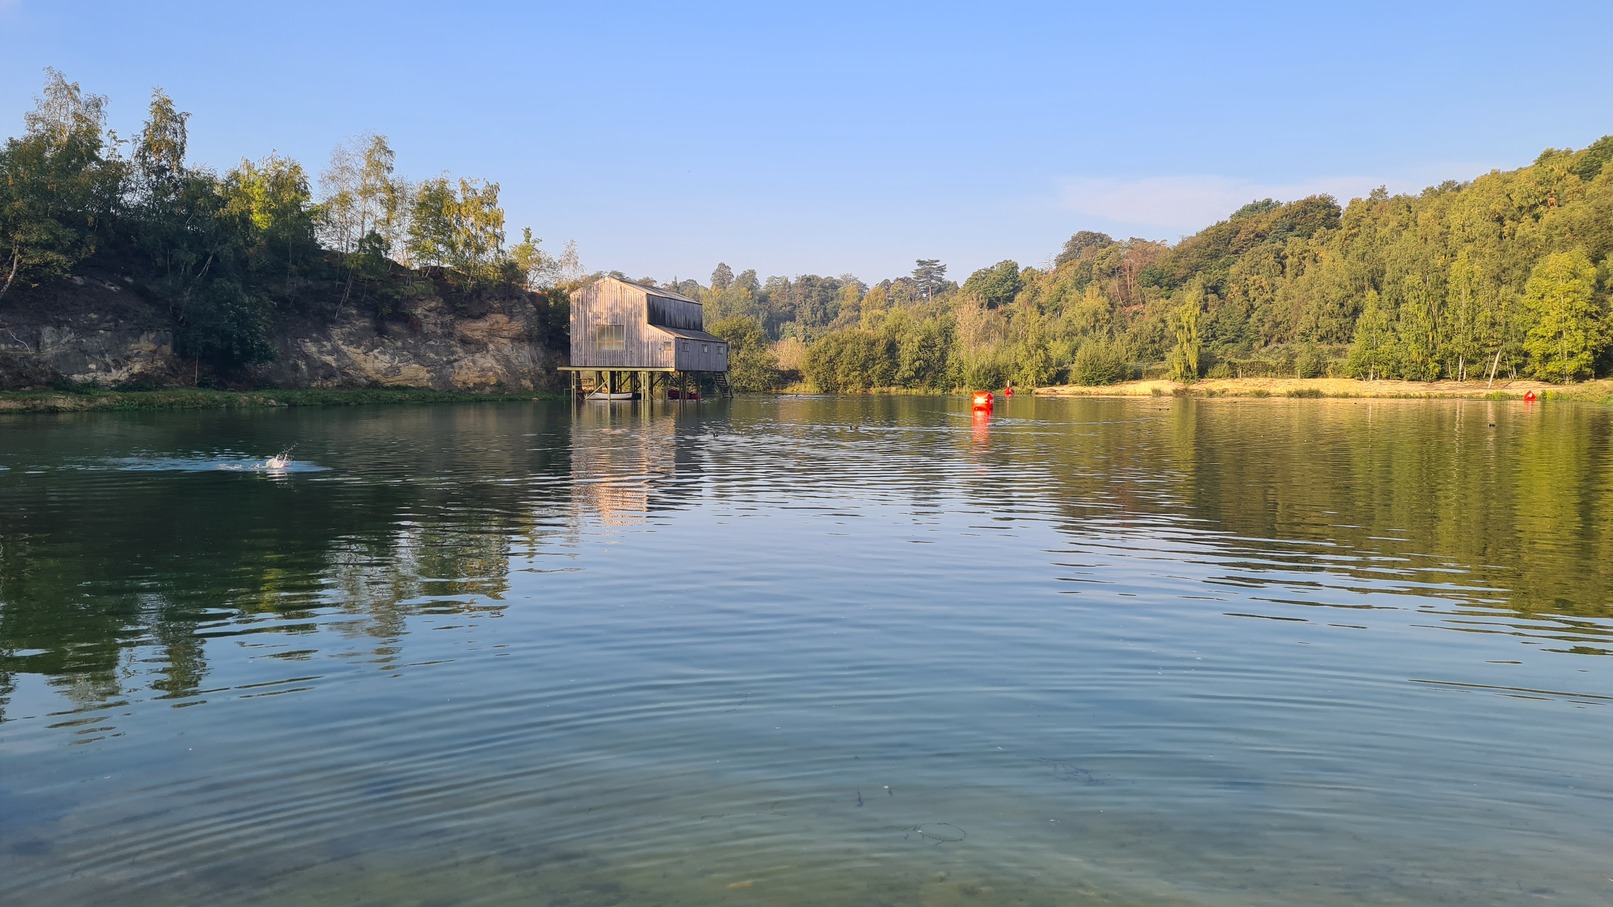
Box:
[597,324,625,351]
[680,341,689,351]
[702,343,710,353]
[662,341,673,354]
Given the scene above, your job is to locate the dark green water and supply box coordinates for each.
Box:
[0,396,1608,906]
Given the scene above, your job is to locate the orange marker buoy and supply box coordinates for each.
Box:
[972,391,994,410]
[1524,391,1537,403]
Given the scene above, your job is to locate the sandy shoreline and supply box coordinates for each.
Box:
[1031,376,1612,403]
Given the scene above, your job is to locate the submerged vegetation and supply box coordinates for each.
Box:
[3,69,1613,396]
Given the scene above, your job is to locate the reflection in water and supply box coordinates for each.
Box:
[0,396,1610,906]
[568,402,706,527]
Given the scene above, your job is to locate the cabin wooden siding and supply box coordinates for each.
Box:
[662,328,729,372]
[569,277,727,372]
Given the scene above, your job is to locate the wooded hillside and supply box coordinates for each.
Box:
[4,69,1610,393]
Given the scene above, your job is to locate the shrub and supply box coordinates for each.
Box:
[1069,339,1127,386]
[1295,345,1328,379]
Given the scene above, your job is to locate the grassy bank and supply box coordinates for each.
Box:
[0,387,566,413]
[1033,376,1613,403]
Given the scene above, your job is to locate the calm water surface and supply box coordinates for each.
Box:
[0,396,1609,906]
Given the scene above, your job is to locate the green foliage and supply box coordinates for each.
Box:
[1345,290,1395,380]
[319,133,404,256]
[1294,344,1329,379]
[407,176,506,291]
[804,329,894,392]
[1522,250,1605,383]
[892,310,955,389]
[1069,337,1128,386]
[174,278,276,369]
[962,259,1022,308]
[0,69,119,301]
[132,89,189,205]
[709,315,780,392]
[506,227,556,291]
[1054,230,1114,268]
[912,258,948,302]
[220,153,321,282]
[8,69,1613,396]
[1167,282,1203,382]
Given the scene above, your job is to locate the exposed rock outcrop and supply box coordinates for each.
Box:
[0,271,566,392]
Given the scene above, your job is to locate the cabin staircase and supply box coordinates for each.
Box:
[714,372,734,399]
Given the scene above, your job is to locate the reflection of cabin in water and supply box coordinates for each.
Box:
[569,402,704,525]
[559,276,731,399]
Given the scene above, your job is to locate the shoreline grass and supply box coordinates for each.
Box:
[1031,376,1613,404]
[7,377,1612,413]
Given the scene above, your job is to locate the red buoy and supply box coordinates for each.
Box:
[1524,391,1537,403]
[972,391,994,410]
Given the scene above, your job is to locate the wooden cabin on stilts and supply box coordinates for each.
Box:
[559,276,732,401]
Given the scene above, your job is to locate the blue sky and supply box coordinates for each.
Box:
[3,1,1611,285]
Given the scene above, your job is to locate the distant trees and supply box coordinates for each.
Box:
[1522,250,1603,383]
[8,67,1613,393]
[912,258,947,302]
[1055,230,1113,268]
[963,259,1021,308]
[708,315,779,391]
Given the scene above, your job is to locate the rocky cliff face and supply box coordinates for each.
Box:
[0,271,567,392]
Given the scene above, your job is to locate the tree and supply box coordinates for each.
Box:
[962,259,1022,308]
[1522,250,1604,383]
[554,239,584,285]
[407,175,506,290]
[1069,337,1127,385]
[0,69,119,302]
[173,277,276,370]
[1167,282,1203,382]
[320,133,404,256]
[804,329,893,392]
[1055,230,1114,268]
[710,261,733,291]
[220,153,320,285]
[1395,274,1441,381]
[912,258,947,302]
[1345,289,1395,380]
[709,315,779,391]
[132,88,189,206]
[1444,250,1487,381]
[507,227,555,290]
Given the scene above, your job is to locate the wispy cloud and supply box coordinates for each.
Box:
[1056,174,1403,237]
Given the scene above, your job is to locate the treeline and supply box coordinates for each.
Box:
[6,69,1613,393]
[675,143,1613,391]
[0,70,572,377]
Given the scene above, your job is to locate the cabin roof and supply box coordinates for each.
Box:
[611,277,701,305]
[649,325,726,343]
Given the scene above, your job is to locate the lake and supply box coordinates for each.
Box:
[1,395,1609,906]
